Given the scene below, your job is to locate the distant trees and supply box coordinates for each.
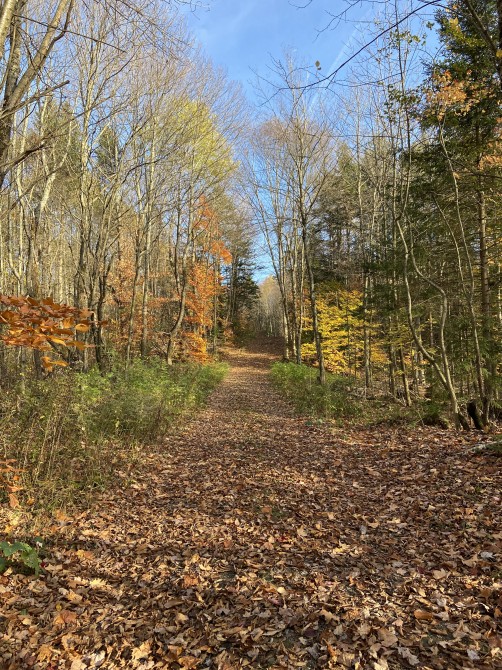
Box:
[246,59,335,381]
[1,0,499,429]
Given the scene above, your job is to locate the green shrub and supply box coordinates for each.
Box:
[0,540,41,576]
[419,401,450,428]
[0,360,227,506]
[270,362,363,421]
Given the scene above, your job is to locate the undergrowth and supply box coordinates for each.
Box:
[270,362,364,422]
[270,361,448,427]
[0,360,227,509]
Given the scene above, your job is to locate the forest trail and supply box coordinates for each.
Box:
[1,342,501,669]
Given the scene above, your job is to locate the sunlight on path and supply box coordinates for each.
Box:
[1,342,500,669]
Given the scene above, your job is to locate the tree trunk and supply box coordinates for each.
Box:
[302,223,325,385]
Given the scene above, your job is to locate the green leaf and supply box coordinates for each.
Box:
[20,550,41,576]
[0,541,31,557]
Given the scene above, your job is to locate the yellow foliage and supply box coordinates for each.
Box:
[302,282,388,373]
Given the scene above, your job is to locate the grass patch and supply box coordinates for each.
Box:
[270,362,364,422]
[0,359,227,509]
[270,361,454,428]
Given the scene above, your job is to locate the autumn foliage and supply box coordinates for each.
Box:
[301,283,388,375]
[183,197,232,361]
[0,295,93,371]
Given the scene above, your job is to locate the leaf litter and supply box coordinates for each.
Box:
[0,342,500,669]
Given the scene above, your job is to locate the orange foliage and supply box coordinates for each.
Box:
[180,196,232,362]
[107,231,138,349]
[426,70,495,121]
[104,197,233,363]
[0,295,94,371]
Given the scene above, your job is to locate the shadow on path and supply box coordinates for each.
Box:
[1,339,500,669]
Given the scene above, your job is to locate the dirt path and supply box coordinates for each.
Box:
[1,343,501,669]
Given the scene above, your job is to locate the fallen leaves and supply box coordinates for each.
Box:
[378,627,398,647]
[0,343,500,669]
[398,645,420,665]
[131,640,151,661]
[53,609,78,627]
[7,493,20,509]
[414,609,434,622]
[433,568,449,580]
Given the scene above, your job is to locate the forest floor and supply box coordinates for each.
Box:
[1,340,501,670]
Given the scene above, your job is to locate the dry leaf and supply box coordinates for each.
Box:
[132,640,151,660]
[397,646,420,666]
[414,609,433,622]
[432,568,448,580]
[183,573,199,587]
[378,627,398,647]
[179,656,200,668]
[8,493,20,509]
[163,598,184,609]
[37,644,54,662]
[175,611,189,624]
[66,590,83,603]
[54,610,77,627]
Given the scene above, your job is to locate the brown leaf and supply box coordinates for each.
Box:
[183,573,199,587]
[164,598,184,609]
[414,609,433,622]
[54,610,77,627]
[175,611,189,624]
[66,590,83,603]
[397,646,420,666]
[378,627,398,647]
[326,642,338,660]
[132,640,151,661]
[8,493,20,509]
[432,568,448,580]
[37,644,54,662]
[179,656,200,668]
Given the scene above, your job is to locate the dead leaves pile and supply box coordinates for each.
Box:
[0,343,500,669]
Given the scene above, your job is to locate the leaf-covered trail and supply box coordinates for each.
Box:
[1,343,501,669]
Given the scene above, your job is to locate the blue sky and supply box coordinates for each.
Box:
[183,0,369,98]
[181,1,371,280]
[181,1,374,281]
[181,2,437,281]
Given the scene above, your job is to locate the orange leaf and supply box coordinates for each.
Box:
[41,356,54,371]
[8,493,20,509]
[54,610,77,627]
[37,644,54,662]
[68,340,87,350]
[414,609,433,622]
[47,336,68,346]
